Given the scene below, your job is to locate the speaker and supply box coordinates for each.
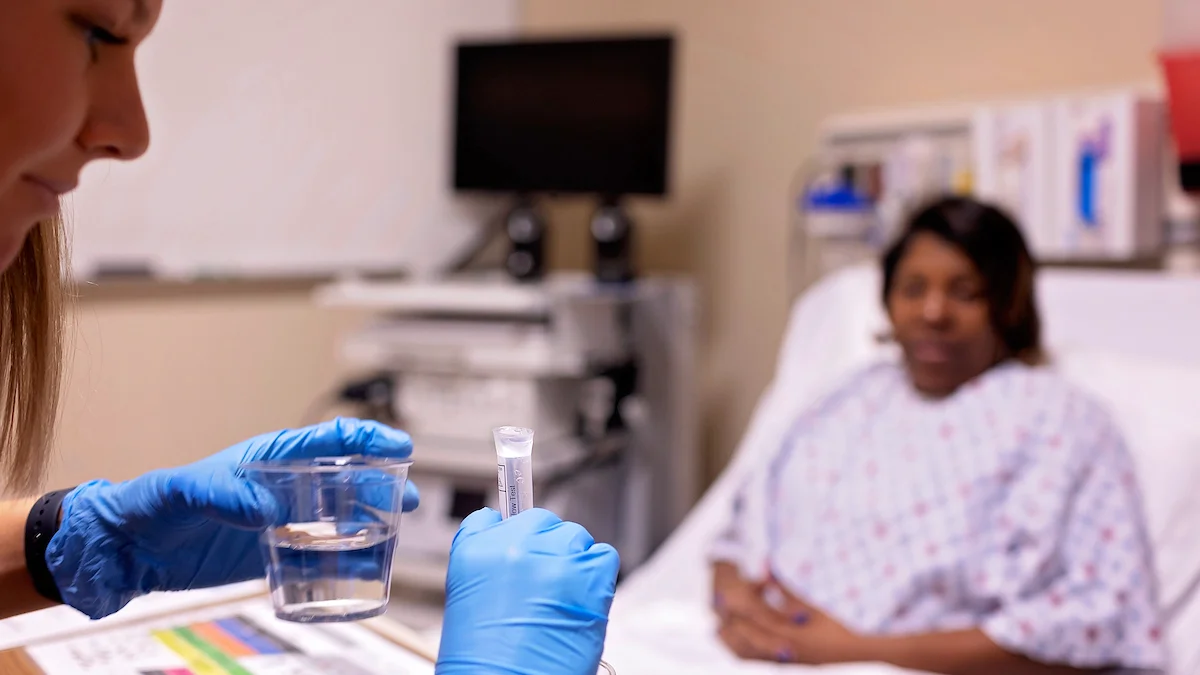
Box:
[504,202,546,281]
[590,201,635,283]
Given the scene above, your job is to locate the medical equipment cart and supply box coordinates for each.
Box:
[313,272,699,599]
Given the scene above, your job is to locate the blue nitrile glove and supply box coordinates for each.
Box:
[46,417,418,620]
[436,508,620,675]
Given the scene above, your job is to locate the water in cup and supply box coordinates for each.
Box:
[266,520,398,622]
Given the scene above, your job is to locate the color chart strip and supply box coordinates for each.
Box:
[152,612,313,675]
[213,617,284,655]
[174,627,255,675]
[189,622,257,659]
[151,630,229,675]
[232,614,302,654]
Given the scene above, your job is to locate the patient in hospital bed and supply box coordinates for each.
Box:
[710,197,1166,674]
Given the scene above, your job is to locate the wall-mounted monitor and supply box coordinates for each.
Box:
[452,34,674,197]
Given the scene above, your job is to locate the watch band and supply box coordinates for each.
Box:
[24,487,74,604]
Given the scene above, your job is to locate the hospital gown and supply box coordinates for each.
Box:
[711,360,1167,671]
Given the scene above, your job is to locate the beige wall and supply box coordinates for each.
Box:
[48,284,371,488]
[523,0,1162,479]
[48,0,1162,491]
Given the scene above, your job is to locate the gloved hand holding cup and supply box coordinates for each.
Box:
[47,417,418,621]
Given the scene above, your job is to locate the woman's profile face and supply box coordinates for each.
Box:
[886,232,1002,397]
[0,0,161,269]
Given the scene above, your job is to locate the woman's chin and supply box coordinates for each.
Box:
[907,363,966,399]
[0,234,24,271]
[0,210,35,272]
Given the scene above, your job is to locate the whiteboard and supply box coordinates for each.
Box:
[64,0,518,280]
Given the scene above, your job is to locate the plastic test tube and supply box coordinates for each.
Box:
[494,426,534,519]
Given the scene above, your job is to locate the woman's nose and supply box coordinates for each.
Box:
[921,293,948,323]
[77,73,151,161]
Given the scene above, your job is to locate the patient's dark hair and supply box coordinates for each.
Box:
[881,195,1044,365]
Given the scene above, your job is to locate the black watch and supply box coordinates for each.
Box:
[24,487,74,604]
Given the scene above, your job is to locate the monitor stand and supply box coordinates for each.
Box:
[590,196,636,283]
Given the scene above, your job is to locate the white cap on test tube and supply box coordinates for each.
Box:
[493,426,534,458]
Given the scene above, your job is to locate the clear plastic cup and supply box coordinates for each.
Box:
[241,456,412,623]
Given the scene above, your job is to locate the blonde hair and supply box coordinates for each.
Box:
[0,218,67,495]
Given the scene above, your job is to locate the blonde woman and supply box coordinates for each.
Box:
[0,3,617,673]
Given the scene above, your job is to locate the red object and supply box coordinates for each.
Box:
[1161,49,1200,161]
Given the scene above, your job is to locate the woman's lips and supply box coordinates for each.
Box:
[21,176,73,218]
[909,339,953,364]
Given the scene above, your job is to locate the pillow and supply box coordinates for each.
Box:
[1053,346,1200,672]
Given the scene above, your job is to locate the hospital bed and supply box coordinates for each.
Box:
[600,262,1200,674]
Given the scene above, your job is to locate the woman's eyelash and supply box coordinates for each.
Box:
[72,16,129,48]
[90,26,126,45]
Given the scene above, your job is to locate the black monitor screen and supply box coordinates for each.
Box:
[452,35,674,196]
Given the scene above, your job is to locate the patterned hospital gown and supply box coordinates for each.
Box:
[711,360,1167,671]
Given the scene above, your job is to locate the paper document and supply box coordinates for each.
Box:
[24,597,435,675]
[0,581,267,651]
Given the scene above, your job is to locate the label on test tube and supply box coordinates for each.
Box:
[494,426,534,519]
[496,463,516,518]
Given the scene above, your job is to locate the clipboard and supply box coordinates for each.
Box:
[0,586,439,675]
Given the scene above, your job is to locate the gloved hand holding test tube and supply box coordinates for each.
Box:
[485,426,617,674]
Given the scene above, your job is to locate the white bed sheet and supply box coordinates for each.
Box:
[604,263,1200,675]
[603,598,929,675]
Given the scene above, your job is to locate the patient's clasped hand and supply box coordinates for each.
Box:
[711,197,1167,674]
[715,564,863,664]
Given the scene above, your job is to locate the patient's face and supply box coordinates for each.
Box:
[886,232,1000,397]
